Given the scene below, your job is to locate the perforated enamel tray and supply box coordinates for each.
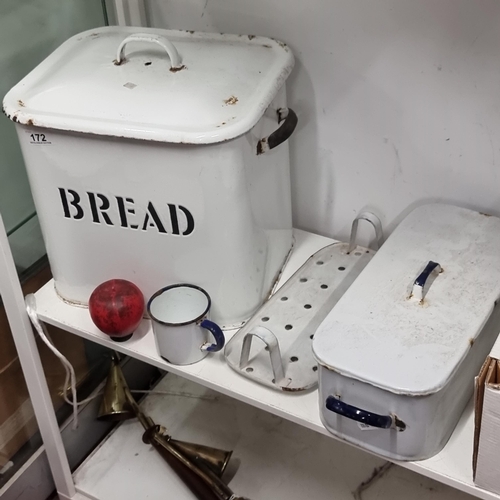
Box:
[224,242,375,392]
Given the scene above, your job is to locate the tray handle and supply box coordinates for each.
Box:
[347,212,383,254]
[325,396,406,431]
[239,327,285,385]
[114,33,183,69]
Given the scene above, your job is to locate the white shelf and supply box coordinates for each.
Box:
[73,373,472,500]
[34,229,499,500]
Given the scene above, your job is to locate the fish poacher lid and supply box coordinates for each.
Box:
[3,27,294,144]
[313,204,500,395]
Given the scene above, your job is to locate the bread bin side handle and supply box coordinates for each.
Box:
[257,108,298,155]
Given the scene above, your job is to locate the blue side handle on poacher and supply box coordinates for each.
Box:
[200,319,225,352]
[325,396,406,431]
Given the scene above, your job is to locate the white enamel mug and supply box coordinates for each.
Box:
[147,284,225,365]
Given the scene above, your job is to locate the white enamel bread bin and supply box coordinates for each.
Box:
[3,27,297,328]
[313,204,500,460]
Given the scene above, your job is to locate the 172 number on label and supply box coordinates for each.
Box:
[30,133,47,142]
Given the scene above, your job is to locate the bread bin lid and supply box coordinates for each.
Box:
[3,26,294,144]
[313,204,500,395]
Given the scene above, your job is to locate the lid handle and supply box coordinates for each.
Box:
[114,33,183,69]
[410,260,442,302]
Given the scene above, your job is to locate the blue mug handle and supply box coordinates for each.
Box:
[200,319,225,352]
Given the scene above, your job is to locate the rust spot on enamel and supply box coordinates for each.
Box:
[170,65,187,73]
[224,96,238,105]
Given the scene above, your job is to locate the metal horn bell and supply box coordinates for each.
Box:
[165,436,232,478]
[97,356,135,421]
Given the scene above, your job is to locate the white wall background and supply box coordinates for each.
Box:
[144,0,500,242]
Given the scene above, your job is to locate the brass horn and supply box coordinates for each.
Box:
[97,355,134,421]
[168,438,232,478]
[142,425,237,500]
[98,355,232,478]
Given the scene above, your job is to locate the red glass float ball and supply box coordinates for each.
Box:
[89,279,144,340]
